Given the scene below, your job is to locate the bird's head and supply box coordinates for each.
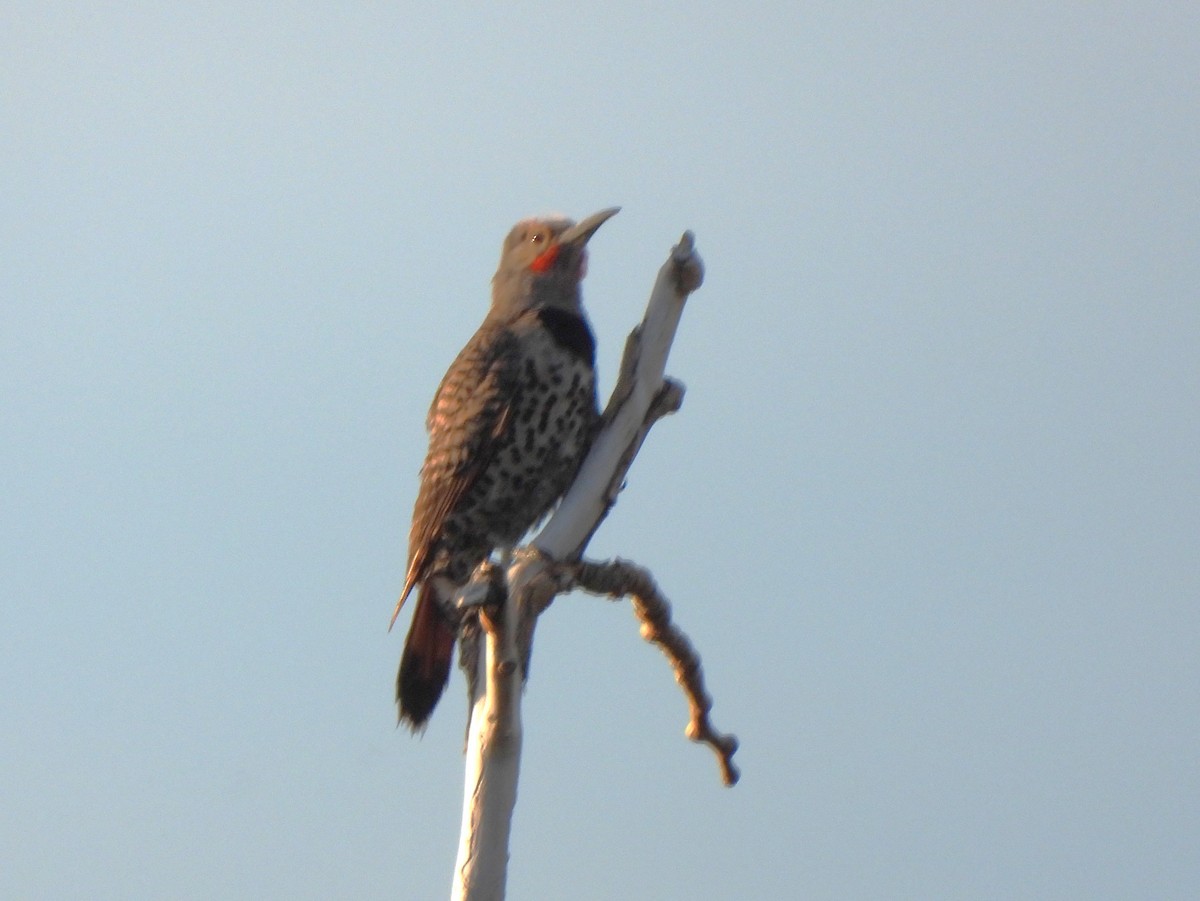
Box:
[491,207,619,314]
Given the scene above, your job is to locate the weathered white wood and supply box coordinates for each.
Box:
[451,580,521,901]
[536,232,700,560]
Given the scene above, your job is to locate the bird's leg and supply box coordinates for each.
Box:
[472,548,512,636]
[455,558,507,737]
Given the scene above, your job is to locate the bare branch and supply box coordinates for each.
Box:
[452,231,731,900]
[571,557,740,787]
[535,232,703,562]
[452,566,522,901]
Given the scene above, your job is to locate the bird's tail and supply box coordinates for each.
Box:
[397,582,456,730]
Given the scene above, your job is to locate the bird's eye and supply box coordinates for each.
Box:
[530,232,545,244]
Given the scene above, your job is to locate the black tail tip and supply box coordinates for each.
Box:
[396,656,448,732]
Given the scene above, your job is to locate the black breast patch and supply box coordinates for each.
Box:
[537,308,595,366]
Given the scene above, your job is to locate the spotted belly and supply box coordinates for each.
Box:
[428,334,597,583]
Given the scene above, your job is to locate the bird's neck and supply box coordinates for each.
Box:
[490,271,583,320]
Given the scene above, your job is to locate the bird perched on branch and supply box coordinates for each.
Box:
[391,207,619,729]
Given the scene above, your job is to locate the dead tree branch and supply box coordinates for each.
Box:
[452,231,734,901]
[571,557,740,786]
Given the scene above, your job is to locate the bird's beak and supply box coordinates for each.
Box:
[559,207,620,246]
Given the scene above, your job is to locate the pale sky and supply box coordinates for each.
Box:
[3,4,1198,899]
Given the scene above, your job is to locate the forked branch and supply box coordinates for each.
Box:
[452,231,734,901]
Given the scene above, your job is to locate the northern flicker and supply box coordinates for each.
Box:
[391,207,619,729]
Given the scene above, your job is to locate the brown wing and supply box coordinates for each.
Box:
[390,323,519,627]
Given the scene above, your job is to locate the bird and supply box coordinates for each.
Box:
[391,207,619,730]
